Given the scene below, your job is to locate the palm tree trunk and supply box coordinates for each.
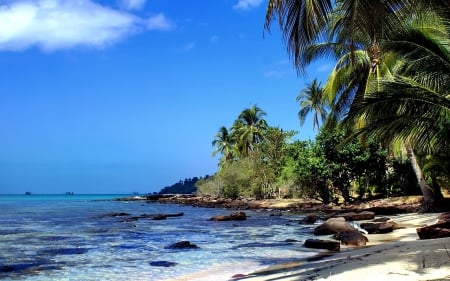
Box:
[406,146,442,212]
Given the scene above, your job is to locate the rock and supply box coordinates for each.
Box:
[416,212,450,239]
[334,230,368,246]
[210,211,247,221]
[360,221,398,234]
[438,212,450,223]
[151,214,167,220]
[165,241,199,249]
[210,215,230,221]
[417,223,450,239]
[230,211,247,220]
[335,211,375,221]
[301,214,318,224]
[150,261,177,267]
[314,217,358,235]
[304,239,340,251]
[371,217,391,223]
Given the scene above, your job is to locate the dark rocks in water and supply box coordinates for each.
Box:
[0,265,14,272]
[39,248,90,256]
[165,241,199,249]
[300,214,318,224]
[304,239,340,251]
[334,230,368,246]
[285,239,299,243]
[150,261,177,267]
[314,217,358,235]
[210,211,247,221]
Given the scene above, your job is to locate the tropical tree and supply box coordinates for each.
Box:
[212,126,235,165]
[342,11,450,210]
[265,0,449,211]
[232,105,268,157]
[297,78,329,130]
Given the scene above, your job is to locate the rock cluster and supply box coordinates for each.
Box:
[416,212,450,239]
[305,211,399,251]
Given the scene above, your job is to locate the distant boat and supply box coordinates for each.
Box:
[25,192,32,195]
[65,192,74,195]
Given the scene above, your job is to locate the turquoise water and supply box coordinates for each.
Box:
[0,195,319,280]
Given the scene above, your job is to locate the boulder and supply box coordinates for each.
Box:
[417,212,450,240]
[300,214,318,224]
[314,217,358,235]
[360,221,398,234]
[210,211,247,221]
[150,261,177,267]
[304,239,340,251]
[335,211,375,221]
[165,241,199,249]
[334,230,368,246]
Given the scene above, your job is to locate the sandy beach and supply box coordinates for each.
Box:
[235,212,450,281]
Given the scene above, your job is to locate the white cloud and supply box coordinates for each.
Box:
[0,0,173,51]
[146,13,174,31]
[119,0,146,11]
[233,0,264,10]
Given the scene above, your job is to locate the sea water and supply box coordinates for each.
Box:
[0,194,319,281]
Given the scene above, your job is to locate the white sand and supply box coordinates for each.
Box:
[239,213,450,281]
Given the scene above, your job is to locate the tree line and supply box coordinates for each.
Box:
[198,1,449,212]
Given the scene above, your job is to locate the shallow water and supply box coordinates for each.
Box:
[0,195,319,280]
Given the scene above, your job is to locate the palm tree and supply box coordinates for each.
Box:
[212,126,235,164]
[297,78,329,130]
[265,0,415,74]
[265,0,449,210]
[232,105,268,157]
[342,9,450,210]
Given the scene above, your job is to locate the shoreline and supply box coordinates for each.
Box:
[116,194,424,215]
[116,195,450,281]
[234,212,449,281]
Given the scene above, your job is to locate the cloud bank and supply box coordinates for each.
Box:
[233,0,264,10]
[0,0,173,51]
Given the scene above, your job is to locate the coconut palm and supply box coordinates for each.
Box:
[232,105,268,157]
[212,126,235,164]
[265,0,449,210]
[341,9,450,210]
[297,78,329,130]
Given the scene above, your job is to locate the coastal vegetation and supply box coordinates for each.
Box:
[197,0,450,212]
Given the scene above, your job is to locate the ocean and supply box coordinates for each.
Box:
[0,194,319,281]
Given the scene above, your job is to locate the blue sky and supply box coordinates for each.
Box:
[0,0,332,194]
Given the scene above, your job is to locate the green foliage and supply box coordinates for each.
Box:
[158,176,208,194]
[217,158,255,199]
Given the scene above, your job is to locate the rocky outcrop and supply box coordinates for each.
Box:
[334,230,368,246]
[210,211,247,221]
[304,239,340,251]
[314,217,358,235]
[416,212,450,239]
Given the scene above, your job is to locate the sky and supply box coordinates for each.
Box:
[0,0,333,194]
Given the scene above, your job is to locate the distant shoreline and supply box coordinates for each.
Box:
[114,194,425,215]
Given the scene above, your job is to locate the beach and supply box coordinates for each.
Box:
[238,212,450,281]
